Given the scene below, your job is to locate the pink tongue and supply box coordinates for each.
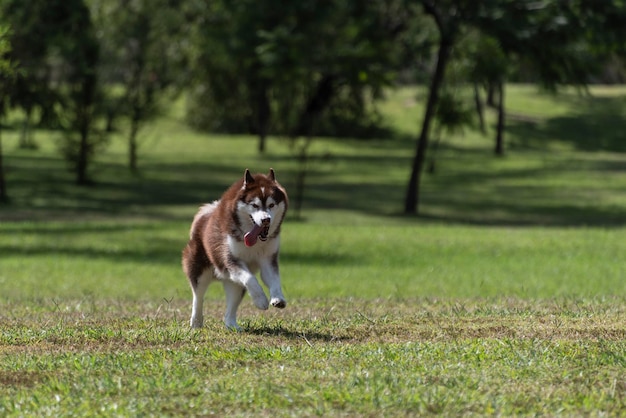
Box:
[244,224,263,247]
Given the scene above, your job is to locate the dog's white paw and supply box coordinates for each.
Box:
[271,298,287,309]
[190,316,204,329]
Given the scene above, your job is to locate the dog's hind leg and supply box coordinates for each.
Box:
[189,271,211,328]
[223,280,246,331]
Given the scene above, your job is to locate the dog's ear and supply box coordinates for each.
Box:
[268,168,276,182]
[244,169,255,187]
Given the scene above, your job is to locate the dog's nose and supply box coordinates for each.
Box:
[261,217,271,226]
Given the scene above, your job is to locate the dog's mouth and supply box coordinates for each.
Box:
[244,222,270,247]
[259,225,270,241]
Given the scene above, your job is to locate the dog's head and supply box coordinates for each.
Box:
[237,168,288,247]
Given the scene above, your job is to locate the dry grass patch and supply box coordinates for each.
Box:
[2,297,625,351]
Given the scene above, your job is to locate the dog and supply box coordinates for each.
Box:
[182,168,288,330]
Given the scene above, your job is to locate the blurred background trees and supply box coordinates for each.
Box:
[0,24,17,202]
[0,0,624,211]
[1,0,101,184]
[91,0,189,172]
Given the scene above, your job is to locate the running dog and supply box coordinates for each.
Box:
[182,169,288,330]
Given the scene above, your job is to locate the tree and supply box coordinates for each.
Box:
[466,34,508,143]
[570,0,626,80]
[189,0,411,151]
[0,0,63,148]
[475,1,603,156]
[404,0,462,215]
[2,0,104,185]
[403,0,618,214]
[255,0,411,214]
[188,0,413,215]
[0,25,18,202]
[427,88,475,173]
[90,0,188,172]
[51,0,102,185]
[186,0,277,150]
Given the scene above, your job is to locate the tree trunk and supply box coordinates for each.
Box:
[19,106,35,149]
[128,90,141,172]
[293,74,335,137]
[127,30,146,172]
[105,106,116,132]
[0,128,7,202]
[256,83,270,154]
[494,81,505,156]
[76,129,89,185]
[129,118,139,172]
[473,82,486,134]
[486,82,497,108]
[292,136,312,220]
[76,75,96,185]
[404,35,453,214]
[288,75,335,219]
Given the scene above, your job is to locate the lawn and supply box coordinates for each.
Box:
[0,85,625,416]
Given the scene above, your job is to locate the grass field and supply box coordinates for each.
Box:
[0,85,625,416]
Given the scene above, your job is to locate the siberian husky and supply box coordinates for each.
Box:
[182,169,288,330]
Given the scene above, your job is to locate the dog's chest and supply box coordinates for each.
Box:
[227,235,279,270]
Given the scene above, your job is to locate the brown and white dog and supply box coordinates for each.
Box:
[182,169,288,330]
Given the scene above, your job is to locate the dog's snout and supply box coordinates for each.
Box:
[251,210,272,227]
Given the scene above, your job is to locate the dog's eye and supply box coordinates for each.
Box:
[268,203,275,209]
[251,204,260,209]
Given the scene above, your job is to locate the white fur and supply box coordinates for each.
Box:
[190,202,218,239]
[190,271,212,328]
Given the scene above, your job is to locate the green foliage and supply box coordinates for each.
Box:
[52,0,102,184]
[0,25,14,202]
[88,0,188,171]
[0,25,15,78]
[472,0,612,87]
[434,89,475,134]
[1,0,105,183]
[89,0,187,124]
[186,0,411,138]
[466,34,508,85]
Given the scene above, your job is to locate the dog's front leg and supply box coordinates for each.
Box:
[260,257,286,309]
[228,265,269,310]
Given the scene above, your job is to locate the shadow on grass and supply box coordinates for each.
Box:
[507,95,626,152]
[2,94,626,228]
[0,217,359,267]
[0,243,182,265]
[0,156,244,221]
[416,198,626,227]
[5,148,625,227]
[406,152,626,226]
[0,222,183,265]
[246,324,349,342]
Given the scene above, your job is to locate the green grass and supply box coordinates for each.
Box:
[1,220,625,303]
[1,300,624,416]
[1,84,625,416]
